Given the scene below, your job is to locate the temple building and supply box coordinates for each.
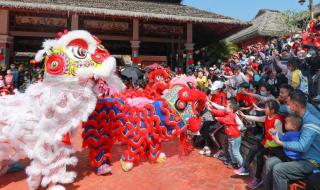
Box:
[0,0,248,68]
[227,9,288,48]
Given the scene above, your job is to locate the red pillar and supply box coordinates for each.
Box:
[131,19,140,64]
[0,10,13,67]
[185,22,194,70]
[71,14,79,30]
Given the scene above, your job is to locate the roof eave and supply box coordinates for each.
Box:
[0,1,249,25]
[227,30,259,43]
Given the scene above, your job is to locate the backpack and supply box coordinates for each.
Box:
[298,70,309,95]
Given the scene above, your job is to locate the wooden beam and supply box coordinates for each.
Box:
[187,22,193,43]
[97,35,131,41]
[0,10,9,35]
[140,37,185,43]
[9,30,185,43]
[71,14,79,30]
[9,31,57,38]
[9,31,132,41]
[133,18,139,41]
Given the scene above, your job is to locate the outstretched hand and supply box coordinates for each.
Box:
[269,128,276,135]
[253,103,265,112]
[272,132,283,146]
[237,110,245,117]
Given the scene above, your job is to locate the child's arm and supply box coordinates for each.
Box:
[240,107,251,111]
[238,111,265,123]
[253,103,265,112]
[266,119,284,147]
[215,116,236,127]
[274,119,283,134]
[209,101,226,110]
[273,132,284,146]
[208,107,227,117]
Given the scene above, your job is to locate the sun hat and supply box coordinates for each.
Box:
[209,81,224,92]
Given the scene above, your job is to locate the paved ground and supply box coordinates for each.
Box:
[0,140,253,190]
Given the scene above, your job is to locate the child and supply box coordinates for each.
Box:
[235,82,256,112]
[209,80,227,107]
[236,99,284,189]
[196,69,208,88]
[207,100,243,169]
[0,75,4,89]
[197,90,218,156]
[263,115,302,190]
[271,114,302,161]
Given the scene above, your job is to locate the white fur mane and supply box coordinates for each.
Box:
[0,30,125,190]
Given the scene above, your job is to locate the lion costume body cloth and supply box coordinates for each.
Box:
[83,72,207,173]
[0,30,124,190]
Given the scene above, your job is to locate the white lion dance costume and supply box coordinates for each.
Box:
[0,30,124,190]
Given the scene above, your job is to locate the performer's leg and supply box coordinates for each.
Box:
[148,141,165,163]
[96,152,112,175]
[120,145,136,172]
[26,159,43,190]
[0,160,11,176]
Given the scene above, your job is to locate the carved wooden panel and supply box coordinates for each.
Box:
[9,11,69,32]
[15,15,67,28]
[83,20,129,32]
[142,24,184,36]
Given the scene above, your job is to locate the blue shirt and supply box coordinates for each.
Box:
[11,68,19,82]
[278,131,302,160]
[283,110,320,164]
[279,103,320,120]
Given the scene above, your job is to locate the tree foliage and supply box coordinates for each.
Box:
[205,40,239,64]
[278,10,310,35]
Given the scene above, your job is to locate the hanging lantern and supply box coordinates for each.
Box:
[132,48,139,64]
[187,53,194,65]
[132,57,139,64]
[29,59,38,66]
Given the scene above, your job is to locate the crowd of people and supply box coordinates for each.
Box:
[187,27,320,190]
[1,19,320,190]
[0,63,43,96]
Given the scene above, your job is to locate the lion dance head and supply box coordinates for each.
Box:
[34,30,125,91]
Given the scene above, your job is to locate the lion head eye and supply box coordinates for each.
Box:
[72,46,88,59]
[175,99,187,111]
[51,61,58,68]
[156,75,163,81]
[182,91,189,97]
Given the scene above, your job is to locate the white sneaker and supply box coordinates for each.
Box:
[205,150,212,156]
[313,95,320,101]
[234,166,250,176]
[199,146,210,155]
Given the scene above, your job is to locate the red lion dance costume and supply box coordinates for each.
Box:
[0,30,124,190]
[119,67,172,100]
[83,74,206,174]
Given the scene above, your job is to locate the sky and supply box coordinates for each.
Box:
[183,0,320,21]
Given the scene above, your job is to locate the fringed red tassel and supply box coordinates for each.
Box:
[61,133,71,145]
[179,133,193,158]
